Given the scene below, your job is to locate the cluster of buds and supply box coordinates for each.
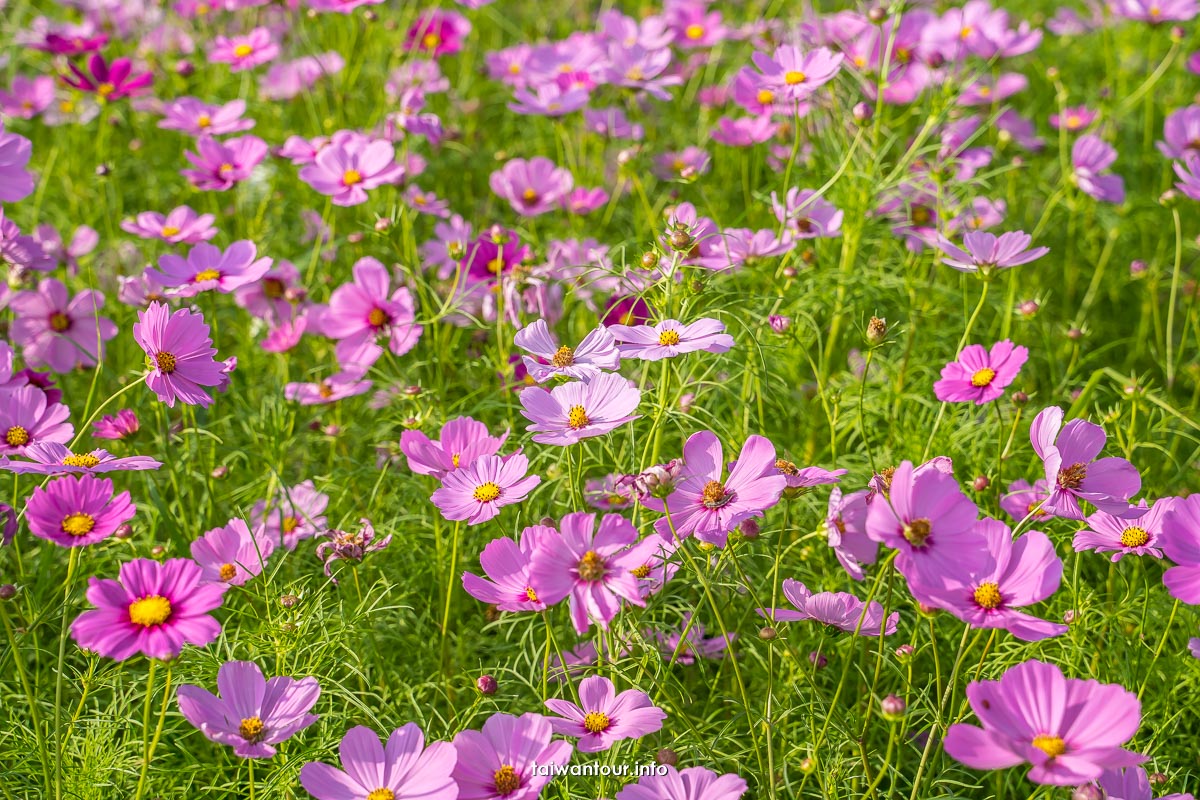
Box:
[616,459,683,502]
[315,518,392,583]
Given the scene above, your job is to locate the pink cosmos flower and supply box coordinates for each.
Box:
[757,579,898,636]
[939,230,1050,275]
[63,53,152,101]
[647,613,734,663]
[33,223,97,273]
[1110,0,1197,22]
[92,409,140,440]
[1030,406,1142,520]
[933,340,1028,404]
[191,518,276,587]
[0,75,54,119]
[182,135,268,191]
[9,278,118,372]
[0,122,35,203]
[451,712,572,800]
[0,384,72,455]
[518,372,641,445]
[298,135,404,206]
[177,660,319,759]
[209,28,279,71]
[651,430,787,547]
[1,209,52,272]
[944,659,1146,785]
[405,9,471,56]
[234,259,303,323]
[771,188,843,239]
[1157,106,1200,159]
[316,519,392,581]
[399,416,509,479]
[490,157,574,217]
[321,257,423,366]
[768,458,846,491]
[120,206,218,244]
[514,319,620,382]
[752,44,844,102]
[616,766,748,800]
[528,511,652,634]
[1072,135,1125,204]
[1173,152,1200,201]
[307,0,384,11]
[147,241,272,297]
[158,97,254,137]
[24,473,136,547]
[259,53,345,100]
[1093,767,1195,800]
[1074,499,1169,561]
[430,452,541,525]
[824,487,877,580]
[1,442,159,474]
[299,724,457,800]
[251,480,329,550]
[1000,478,1053,524]
[1161,494,1200,604]
[607,318,734,361]
[544,676,666,753]
[1050,106,1098,131]
[71,558,225,661]
[133,302,229,408]
[284,372,372,405]
[463,525,554,613]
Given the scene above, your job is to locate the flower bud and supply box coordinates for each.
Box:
[477,675,498,695]
[881,694,906,720]
[1017,300,1039,317]
[972,475,989,492]
[1070,785,1104,800]
[808,651,827,668]
[1171,25,1186,42]
[769,314,791,333]
[95,163,110,177]
[668,228,695,252]
[211,465,228,479]
[175,59,195,77]
[0,584,15,600]
[655,748,679,766]
[798,756,816,774]
[1148,773,1168,786]
[640,251,659,269]
[867,6,887,23]
[1011,391,1029,407]
[280,594,299,608]
[1160,189,1180,208]
[740,519,760,539]
[852,102,873,124]
[866,316,887,345]
[1067,328,1083,341]
[759,626,777,640]
[374,217,392,233]
[1130,259,1147,277]
[1063,609,1077,624]
[115,523,134,540]
[151,545,165,557]
[781,265,798,278]
[894,643,914,660]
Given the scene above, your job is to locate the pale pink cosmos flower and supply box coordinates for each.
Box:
[9,278,117,372]
[283,372,372,405]
[399,416,509,479]
[147,241,272,297]
[1074,499,1170,562]
[752,44,844,102]
[298,133,404,206]
[938,230,1050,275]
[120,206,218,244]
[251,480,329,550]
[0,122,34,203]
[1,441,160,474]
[430,452,541,525]
[607,318,734,361]
[259,52,345,100]
[182,135,268,191]
[209,28,279,72]
[0,75,54,119]
[616,766,748,800]
[544,676,666,753]
[514,319,620,383]
[158,97,254,137]
[757,579,899,636]
[518,372,641,445]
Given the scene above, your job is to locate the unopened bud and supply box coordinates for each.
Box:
[852,102,873,124]
[1148,773,1168,786]
[640,251,659,269]
[1067,328,1083,341]
[175,59,195,77]
[1161,189,1179,208]
[115,523,134,540]
[476,674,498,695]
[1070,785,1104,800]
[808,651,827,668]
[866,316,887,345]
[655,748,679,766]
[211,465,228,479]
[881,694,906,720]
[1012,391,1029,407]
[1017,300,1039,317]
[374,218,391,233]
[769,315,791,333]
[280,594,299,608]
[972,475,989,491]
[668,228,694,252]
[894,643,914,660]
[740,519,760,539]
[151,545,165,557]
[0,584,15,600]
[799,757,816,775]
[867,6,887,23]
[759,626,777,640]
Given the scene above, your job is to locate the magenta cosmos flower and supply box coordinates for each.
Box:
[489,157,574,216]
[63,53,152,101]
[299,723,457,800]
[651,430,787,547]
[321,257,423,364]
[451,712,572,800]
[463,524,554,613]
[757,579,898,636]
[401,416,509,479]
[71,558,225,661]
[1030,406,1141,520]
[1161,494,1200,605]
[528,511,653,634]
[544,676,666,753]
[616,766,748,800]
[182,135,268,191]
[514,319,620,383]
[944,659,1145,785]
[92,409,139,440]
[431,452,541,525]
[405,9,471,56]
[933,340,1029,404]
[1074,499,1170,562]
[1,441,160,474]
[252,480,329,550]
[159,97,255,137]
[177,660,319,759]
[865,460,989,583]
[9,278,118,372]
[120,205,218,244]
[298,135,404,206]
[0,384,72,455]
[752,44,844,102]
[209,28,280,71]
[939,231,1049,276]
[147,241,272,297]
[518,372,641,445]
[607,318,734,361]
[191,518,276,588]
[25,473,136,548]
[134,301,229,408]
[909,519,1068,642]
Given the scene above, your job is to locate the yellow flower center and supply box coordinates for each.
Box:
[4,426,30,447]
[970,368,996,387]
[128,595,172,627]
[219,163,235,174]
[197,114,212,129]
[583,711,610,733]
[960,26,974,39]
[1031,734,1066,758]
[61,513,96,537]
[626,66,645,81]
[552,345,575,367]
[97,82,115,98]
[1066,114,1081,128]
[524,586,538,602]
[567,405,590,429]
[522,188,539,202]
[423,32,441,49]
[784,70,806,85]
[194,269,221,283]
[701,480,732,509]
[343,169,363,186]
[487,256,505,274]
[239,716,265,742]
[282,516,300,534]
[493,764,521,795]
[367,307,388,327]
[577,550,606,581]
[50,312,72,332]
[977,85,992,98]
[508,63,521,75]
[62,454,101,468]
[973,582,1003,609]
[631,564,651,579]
[234,44,254,58]
[473,482,502,503]
[911,206,932,225]
[658,329,681,346]
[903,518,932,547]
[1057,462,1087,491]
[161,225,181,237]
[154,351,177,374]
[60,100,76,113]
[367,789,395,800]
[1120,526,1150,548]
[756,89,775,105]
[685,24,705,39]
[219,563,237,581]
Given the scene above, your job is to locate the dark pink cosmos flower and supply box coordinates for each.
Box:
[63,53,152,101]
[825,487,876,580]
[462,524,553,613]
[757,579,898,636]
[320,257,422,368]
[133,302,228,408]
[9,278,117,372]
[528,511,653,634]
[514,319,620,382]
[864,460,988,584]
[182,135,268,191]
[405,9,471,56]
[24,473,136,547]
[120,206,218,244]
[399,416,509,479]
[431,452,540,525]
[298,134,404,206]
[1110,0,1197,22]
[1000,478,1053,524]
[944,659,1145,785]
[518,372,641,446]
[1030,406,1141,520]
[752,44,843,102]
[147,241,272,297]
[452,712,572,800]
[608,318,734,361]
[191,518,275,588]
[0,384,72,455]
[1157,106,1200,159]
[938,230,1049,276]
[1050,106,1098,132]
[1072,135,1125,204]
[92,409,139,440]
[544,675,665,753]
[0,123,34,203]
[1161,494,1200,604]
[158,97,254,137]
[299,724,457,800]
[647,612,734,664]
[651,430,787,547]
[71,558,224,661]
[1,442,159,474]
[616,766,748,800]
[209,28,279,71]
[489,157,574,217]
[910,519,1068,642]
[1074,499,1170,561]
[177,660,319,759]
[933,340,1028,405]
